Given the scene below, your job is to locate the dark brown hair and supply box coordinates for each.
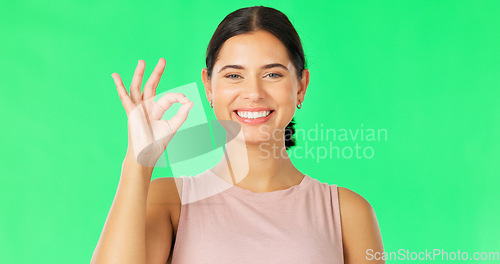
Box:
[206,6,307,150]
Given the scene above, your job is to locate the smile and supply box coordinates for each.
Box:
[235,110,272,119]
[233,109,275,124]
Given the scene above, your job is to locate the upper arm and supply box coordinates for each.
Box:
[338,187,385,264]
[145,177,181,264]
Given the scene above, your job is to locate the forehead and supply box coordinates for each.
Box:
[216,30,291,66]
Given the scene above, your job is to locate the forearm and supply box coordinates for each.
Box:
[91,149,154,264]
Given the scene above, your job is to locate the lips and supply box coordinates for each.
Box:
[235,110,272,119]
[232,107,275,124]
[234,107,273,112]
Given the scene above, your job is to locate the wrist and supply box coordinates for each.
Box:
[122,151,155,176]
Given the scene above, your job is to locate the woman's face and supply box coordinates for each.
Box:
[202,30,309,147]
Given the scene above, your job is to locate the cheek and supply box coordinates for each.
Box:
[280,104,296,124]
[270,81,296,106]
[271,83,297,127]
[212,85,238,118]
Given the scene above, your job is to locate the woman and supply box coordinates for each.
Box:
[92,6,384,264]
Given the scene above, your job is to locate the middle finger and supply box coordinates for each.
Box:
[144,58,166,100]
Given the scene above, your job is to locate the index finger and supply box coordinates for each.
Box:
[151,93,190,120]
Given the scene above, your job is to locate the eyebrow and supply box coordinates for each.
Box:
[218,63,289,73]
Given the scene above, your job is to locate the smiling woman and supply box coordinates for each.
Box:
[91,5,385,264]
[203,29,304,154]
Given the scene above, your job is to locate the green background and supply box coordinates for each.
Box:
[1,0,499,263]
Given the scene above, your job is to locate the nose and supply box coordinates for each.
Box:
[241,77,265,102]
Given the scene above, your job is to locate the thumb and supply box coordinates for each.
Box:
[167,101,194,134]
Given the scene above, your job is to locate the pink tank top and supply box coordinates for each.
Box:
[170,169,344,263]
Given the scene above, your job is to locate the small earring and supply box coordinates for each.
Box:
[297,100,303,109]
[209,100,213,108]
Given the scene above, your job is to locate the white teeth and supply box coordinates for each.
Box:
[236,110,271,119]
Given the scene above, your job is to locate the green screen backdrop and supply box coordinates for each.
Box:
[1,0,499,263]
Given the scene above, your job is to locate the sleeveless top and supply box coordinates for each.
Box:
[170,169,344,264]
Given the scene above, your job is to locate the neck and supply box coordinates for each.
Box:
[211,130,304,192]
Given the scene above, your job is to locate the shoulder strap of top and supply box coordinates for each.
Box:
[178,171,233,205]
[178,175,186,204]
[330,184,344,263]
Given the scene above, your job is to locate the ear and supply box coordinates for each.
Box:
[297,69,310,104]
[201,68,213,103]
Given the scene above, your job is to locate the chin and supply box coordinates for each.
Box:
[240,128,274,145]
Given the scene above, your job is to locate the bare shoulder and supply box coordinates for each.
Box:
[148,177,182,206]
[337,187,375,218]
[337,187,385,263]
